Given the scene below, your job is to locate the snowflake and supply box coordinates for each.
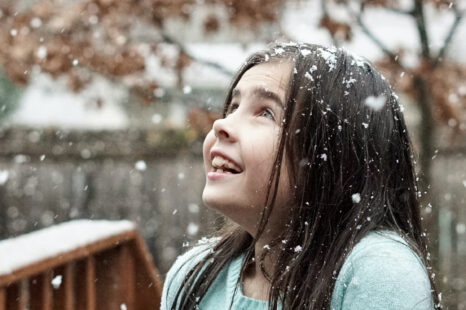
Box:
[352,193,361,203]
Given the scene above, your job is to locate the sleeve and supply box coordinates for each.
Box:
[160,245,211,310]
[338,241,434,310]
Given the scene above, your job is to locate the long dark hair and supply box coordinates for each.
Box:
[170,42,440,309]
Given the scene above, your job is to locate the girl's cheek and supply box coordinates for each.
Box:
[202,129,215,161]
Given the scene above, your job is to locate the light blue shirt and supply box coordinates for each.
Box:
[161,231,434,309]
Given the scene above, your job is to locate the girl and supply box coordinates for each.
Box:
[161,42,440,309]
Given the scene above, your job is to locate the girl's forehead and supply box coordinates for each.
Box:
[235,61,293,97]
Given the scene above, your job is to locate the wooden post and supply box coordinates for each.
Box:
[64,263,75,310]
[119,244,135,310]
[53,264,75,310]
[29,270,53,310]
[6,283,23,310]
[76,256,96,310]
[0,288,6,310]
[95,248,119,310]
[0,226,162,310]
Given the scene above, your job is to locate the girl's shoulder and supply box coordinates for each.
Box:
[161,238,218,310]
[348,230,419,260]
[331,230,434,310]
[168,240,215,276]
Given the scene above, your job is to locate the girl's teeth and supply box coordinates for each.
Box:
[212,156,239,172]
[212,167,233,174]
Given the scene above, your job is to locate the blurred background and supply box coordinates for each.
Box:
[0,0,465,308]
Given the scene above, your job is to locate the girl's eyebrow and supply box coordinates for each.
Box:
[232,87,284,110]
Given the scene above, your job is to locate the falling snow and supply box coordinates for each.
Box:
[14,155,28,164]
[274,47,285,55]
[182,85,192,94]
[0,170,9,185]
[36,46,47,59]
[350,57,366,68]
[364,95,387,111]
[135,160,147,171]
[188,203,200,213]
[51,275,62,289]
[197,236,221,245]
[352,193,361,203]
[151,113,163,124]
[305,72,314,81]
[456,223,465,234]
[30,17,42,28]
[317,47,337,71]
[153,88,165,98]
[300,49,312,57]
[186,223,199,236]
[343,77,357,88]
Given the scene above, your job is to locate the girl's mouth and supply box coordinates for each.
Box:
[212,167,238,174]
[207,168,241,180]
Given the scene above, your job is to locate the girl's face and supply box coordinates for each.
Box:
[202,61,293,235]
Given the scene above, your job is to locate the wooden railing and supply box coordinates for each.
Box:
[0,220,162,310]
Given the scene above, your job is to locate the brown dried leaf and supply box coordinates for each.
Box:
[203,14,220,33]
[318,14,352,41]
[186,106,221,137]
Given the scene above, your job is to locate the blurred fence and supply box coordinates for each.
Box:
[0,127,464,309]
[0,127,218,275]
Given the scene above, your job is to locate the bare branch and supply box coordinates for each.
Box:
[274,1,299,44]
[386,7,414,16]
[412,0,431,60]
[345,4,404,70]
[320,0,340,46]
[433,8,465,68]
[160,33,234,77]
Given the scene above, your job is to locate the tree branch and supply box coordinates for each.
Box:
[433,7,465,68]
[160,33,234,77]
[320,0,340,47]
[412,0,431,60]
[386,7,414,16]
[345,4,404,70]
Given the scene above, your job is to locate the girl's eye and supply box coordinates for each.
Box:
[226,103,239,115]
[261,108,275,121]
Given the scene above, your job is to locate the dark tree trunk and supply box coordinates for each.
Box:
[413,74,440,276]
[0,186,8,239]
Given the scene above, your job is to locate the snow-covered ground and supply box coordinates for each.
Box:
[0,220,134,276]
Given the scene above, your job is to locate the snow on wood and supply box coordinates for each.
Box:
[0,220,135,276]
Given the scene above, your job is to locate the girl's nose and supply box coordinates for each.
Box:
[212,117,237,142]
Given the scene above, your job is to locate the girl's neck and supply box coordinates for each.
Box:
[250,236,280,282]
[241,239,276,301]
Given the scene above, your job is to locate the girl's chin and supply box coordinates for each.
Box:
[202,191,243,213]
[201,190,226,210]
